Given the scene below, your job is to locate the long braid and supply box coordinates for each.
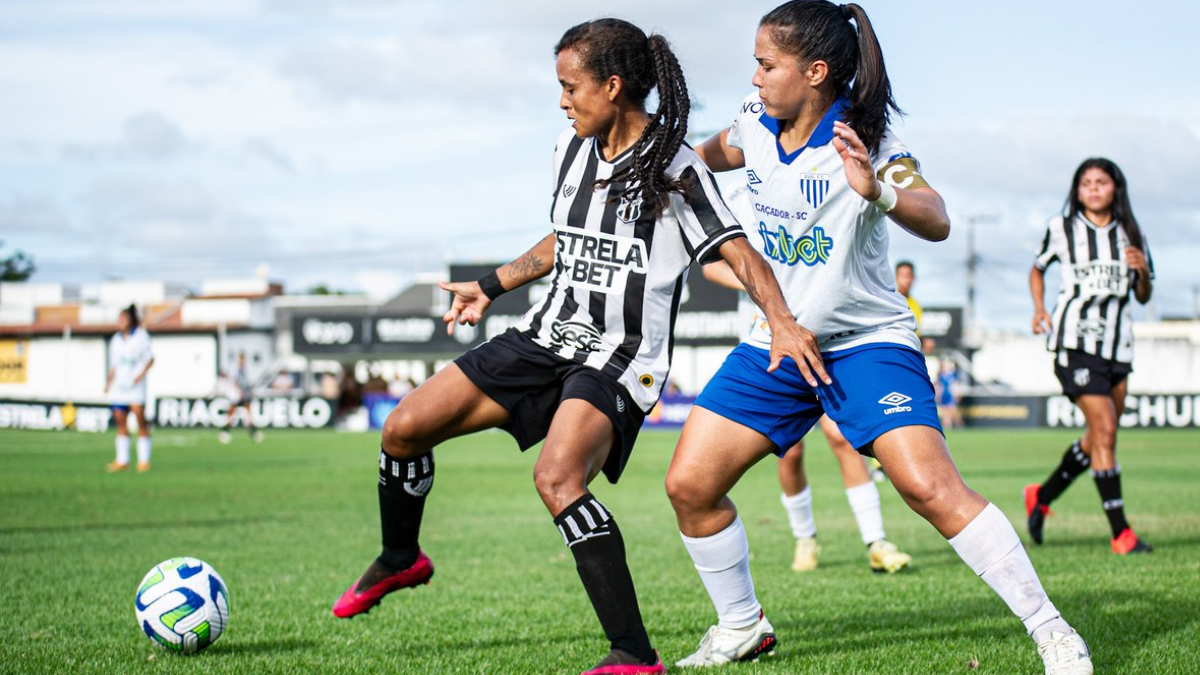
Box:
[556,21,692,214]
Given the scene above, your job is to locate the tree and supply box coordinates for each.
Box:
[0,241,35,281]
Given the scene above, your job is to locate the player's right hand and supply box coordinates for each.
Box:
[1031,308,1052,334]
[439,281,492,336]
[767,321,832,388]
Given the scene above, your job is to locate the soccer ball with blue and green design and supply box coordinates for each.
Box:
[134,557,229,654]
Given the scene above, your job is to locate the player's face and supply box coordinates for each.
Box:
[117,311,131,332]
[895,265,914,296]
[1077,167,1115,215]
[557,48,616,139]
[752,27,809,121]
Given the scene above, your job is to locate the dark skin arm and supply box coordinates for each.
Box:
[439,233,555,335]
[715,237,830,387]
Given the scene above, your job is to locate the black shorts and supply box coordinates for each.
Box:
[454,328,646,484]
[1054,349,1132,401]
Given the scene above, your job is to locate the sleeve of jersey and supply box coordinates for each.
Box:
[725,94,757,150]
[673,164,746,264]
[1033,221,1059,270]
[873,131,930,191]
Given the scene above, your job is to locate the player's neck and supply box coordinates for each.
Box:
[778,93,835,152]
[598,110,649,162]
[1082,209,1113,228]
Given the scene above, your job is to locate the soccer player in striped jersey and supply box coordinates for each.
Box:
[105,305,154,473]
[1026,158,1154,555]
[665,3,1092,673]
[329,19,817,675]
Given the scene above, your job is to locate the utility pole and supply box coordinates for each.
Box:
[964,214,999,339]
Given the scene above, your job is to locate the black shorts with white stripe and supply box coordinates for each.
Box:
[454,328,646,484]
[1054,349,1132,401]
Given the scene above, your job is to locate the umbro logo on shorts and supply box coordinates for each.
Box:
[615,395,626,413]
[879,392,912,415]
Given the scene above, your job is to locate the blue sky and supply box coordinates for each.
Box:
[2,0,1198,329]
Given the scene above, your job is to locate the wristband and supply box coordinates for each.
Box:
[870,181,898,213]
[477,270,506,300]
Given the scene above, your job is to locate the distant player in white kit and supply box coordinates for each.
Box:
[105,305,154,473]
[665,3,1092,673]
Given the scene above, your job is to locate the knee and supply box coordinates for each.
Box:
[898,475,958,516]
[779,445,804,469]
[532,460,584,510]
[665,470,712,516]
[1090,420,1117,450]
[381,404,425,458]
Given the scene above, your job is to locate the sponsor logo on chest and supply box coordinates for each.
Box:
[757,224,834,267]
[555,226,648,295]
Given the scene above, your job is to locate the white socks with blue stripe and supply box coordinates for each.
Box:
[948,503,1071,642]
[680,516,762,629]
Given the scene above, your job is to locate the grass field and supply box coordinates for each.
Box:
[1,427,1197,674]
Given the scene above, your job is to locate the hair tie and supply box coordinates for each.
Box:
[839,3,853,19]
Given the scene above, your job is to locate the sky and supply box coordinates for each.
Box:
[2,0,1198,330]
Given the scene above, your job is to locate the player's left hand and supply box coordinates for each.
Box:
[438,281,492,336]
[1125,246,1148,273]
[832,121,881,201]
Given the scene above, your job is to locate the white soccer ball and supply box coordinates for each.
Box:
[134,557,230,654]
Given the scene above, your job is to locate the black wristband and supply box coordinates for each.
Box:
[477,270,506,301]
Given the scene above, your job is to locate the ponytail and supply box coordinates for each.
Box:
[761,0,901,153]
[555,20,691,212]
[123,304,140,332]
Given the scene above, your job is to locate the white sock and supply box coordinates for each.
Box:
[115,436,131,465]
[137,436,151,464]
[845,481,885,545]
[680,516,762,629]
[948,503,1071,642]
[781,487,816,540]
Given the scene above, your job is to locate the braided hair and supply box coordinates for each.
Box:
[555,19,691,212]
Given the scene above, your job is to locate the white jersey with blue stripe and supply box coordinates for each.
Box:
[727,92,925,353]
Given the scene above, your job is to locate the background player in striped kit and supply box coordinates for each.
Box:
[328,19,817,675]
[105,304,154,473]
[665,3,1092,673]
[1026,158,1154,555]
[703,263,913,575]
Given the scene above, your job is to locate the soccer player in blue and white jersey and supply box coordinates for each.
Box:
[328,19,814,675]
[665,3,1093,673]
[105,305,154,473]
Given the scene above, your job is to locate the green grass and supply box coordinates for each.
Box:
[1,427,1197,674]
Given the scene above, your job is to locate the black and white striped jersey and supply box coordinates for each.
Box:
[515,127,746,412]
[1034,214,1154,363]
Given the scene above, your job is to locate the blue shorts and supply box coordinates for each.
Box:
[694,342,942,456]
[111,405,131,413]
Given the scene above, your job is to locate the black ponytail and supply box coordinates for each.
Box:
[760,0,900,153]
[1064,158,1144,250]
[555,19,691,211]
[123,304,140,331]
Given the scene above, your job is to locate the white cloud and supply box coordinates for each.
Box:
[63,111,190,161]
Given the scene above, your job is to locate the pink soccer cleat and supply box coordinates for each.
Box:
[331,551,434,618]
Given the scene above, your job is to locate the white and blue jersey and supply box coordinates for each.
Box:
[695,93,941,452]
[108,328,153,406]
[727,93,928,353]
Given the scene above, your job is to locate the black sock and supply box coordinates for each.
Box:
[376,449,433,571]
[1038,439,1090,505]
[1092,466,1129,538]
[554,494,655,665]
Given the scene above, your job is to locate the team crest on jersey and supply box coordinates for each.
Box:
[757,223,833,267]
[799,172,830,210]
[616,193,642,224]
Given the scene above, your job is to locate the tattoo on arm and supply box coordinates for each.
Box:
[507,250,544,283]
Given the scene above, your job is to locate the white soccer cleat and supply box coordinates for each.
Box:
[791,536,820,572]
[1037,630,1093,675]
[217,431,231,445]
[868,539,912,574]
[675,613,777,668]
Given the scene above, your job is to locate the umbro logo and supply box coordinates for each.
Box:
[616,395,626,413]
[879,392,912,415]
[562,184,578,197]
[746,170,762,185]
